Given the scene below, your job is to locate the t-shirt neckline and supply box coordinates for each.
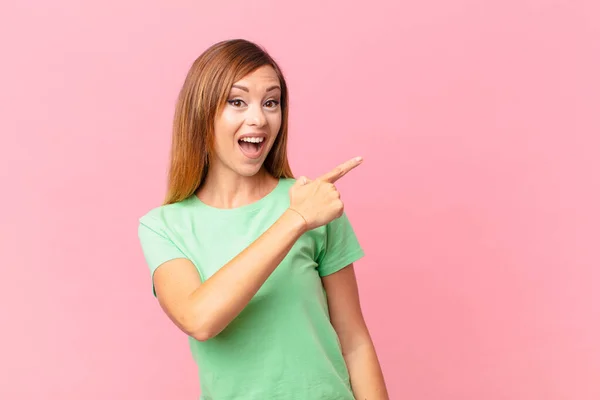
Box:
[189,178,285,214]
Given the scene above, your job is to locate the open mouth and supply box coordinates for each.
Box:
[238,137,266,159]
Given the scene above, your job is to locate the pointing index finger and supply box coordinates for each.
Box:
[317,156,363,183]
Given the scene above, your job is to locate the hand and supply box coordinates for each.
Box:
[288,157,363,231]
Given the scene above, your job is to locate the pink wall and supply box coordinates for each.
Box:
[1,0,599,398]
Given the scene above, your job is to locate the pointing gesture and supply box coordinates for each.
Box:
[288,156,363,231]
[316,157,363,184]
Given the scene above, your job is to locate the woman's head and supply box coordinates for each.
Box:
[164,39,293,205]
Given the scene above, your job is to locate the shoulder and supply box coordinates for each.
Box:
[268,177,296,202]
[138,196,196,232]
[278,177,297,190]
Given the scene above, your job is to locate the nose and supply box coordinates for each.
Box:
[246,104,267,127]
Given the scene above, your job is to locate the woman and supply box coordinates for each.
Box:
[138,39,388,399]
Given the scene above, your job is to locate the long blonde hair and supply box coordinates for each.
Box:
[163,39,293,205]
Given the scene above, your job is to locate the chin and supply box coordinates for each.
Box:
[235,162,265,177]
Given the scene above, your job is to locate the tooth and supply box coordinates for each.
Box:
[241,137,264,143]
[239,137,264,143]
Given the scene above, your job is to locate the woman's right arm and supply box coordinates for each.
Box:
[153,157,362,341]
[154,209,305,341]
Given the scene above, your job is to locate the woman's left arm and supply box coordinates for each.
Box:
[322,264,389,400]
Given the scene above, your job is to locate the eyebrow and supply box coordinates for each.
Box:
[231,84,281,93]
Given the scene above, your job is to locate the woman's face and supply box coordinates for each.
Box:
[212,65,282,177]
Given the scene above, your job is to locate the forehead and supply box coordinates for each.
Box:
[232,65,279,88]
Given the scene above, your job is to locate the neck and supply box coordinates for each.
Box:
[197,166,278,209]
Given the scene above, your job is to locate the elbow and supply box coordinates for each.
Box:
[173,299,224,341]
[183,316,219,342]
[189,327,216,342]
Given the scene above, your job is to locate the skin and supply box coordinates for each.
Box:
[200,65,283,208]
[152,65,389,399]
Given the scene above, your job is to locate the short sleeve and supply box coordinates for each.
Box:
[316,211,365,277]
[138,215,188,296]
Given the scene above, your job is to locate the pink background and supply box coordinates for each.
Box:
[1,0,599,399]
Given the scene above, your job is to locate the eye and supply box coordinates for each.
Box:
[264,100,280,108]
[227,99,246,107]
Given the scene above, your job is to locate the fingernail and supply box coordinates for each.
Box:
[355,156,363,162]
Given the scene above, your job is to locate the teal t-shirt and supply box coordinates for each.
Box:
[137,178,365,399]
